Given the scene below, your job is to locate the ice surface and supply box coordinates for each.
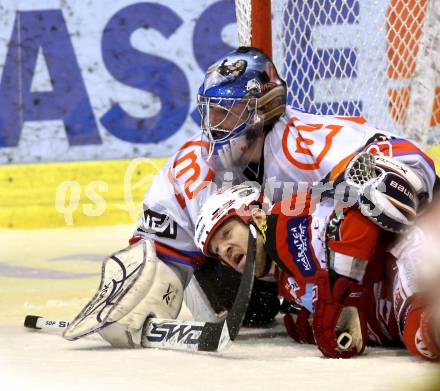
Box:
[0,226,438,391]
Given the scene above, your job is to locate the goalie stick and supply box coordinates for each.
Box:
[24,315,70,330]
[24,225,257,353]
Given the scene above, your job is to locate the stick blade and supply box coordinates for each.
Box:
[197,321,230,352]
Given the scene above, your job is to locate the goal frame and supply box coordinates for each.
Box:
[235,0,440,145]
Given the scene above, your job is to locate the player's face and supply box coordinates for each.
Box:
[208,102,249,137]
[209,217,249,273]
[209,217,267,277]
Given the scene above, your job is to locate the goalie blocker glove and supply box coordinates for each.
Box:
[345,152,425,233]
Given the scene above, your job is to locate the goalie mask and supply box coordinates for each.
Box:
[197,46,287,172]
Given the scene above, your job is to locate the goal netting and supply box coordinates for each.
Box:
[235,0,440,145]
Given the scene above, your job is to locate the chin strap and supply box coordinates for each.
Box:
[259,254,273,278]
[249,221,272,278]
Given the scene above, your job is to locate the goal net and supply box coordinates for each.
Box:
[235,0,440,145]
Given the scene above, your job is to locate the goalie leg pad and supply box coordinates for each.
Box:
[64,241,154,340]
[99,257,184,348]
[63,240,184,348]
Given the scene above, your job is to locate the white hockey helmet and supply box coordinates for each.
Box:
[194,184,269,256]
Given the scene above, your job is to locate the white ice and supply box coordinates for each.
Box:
[0,226,438,391]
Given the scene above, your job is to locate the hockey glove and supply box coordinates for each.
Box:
[283,306,315,345]
[345,152,424,233]
[312,270,367,358]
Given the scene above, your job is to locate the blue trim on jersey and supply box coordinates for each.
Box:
[392,151,434,168]
[174,248,204,258]
[389,138,409,143]
[156,253,197,269]
[374,138,435,172]
[301,283,316,314]
[391,151,435,172]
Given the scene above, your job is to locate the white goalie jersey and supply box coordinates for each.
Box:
[134,107,437,280]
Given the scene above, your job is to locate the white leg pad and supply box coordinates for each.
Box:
[99,243,183,348]
[183,276,227,322]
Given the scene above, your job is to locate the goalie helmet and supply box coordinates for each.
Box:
[194,185,270,255]
[197,46,287,172]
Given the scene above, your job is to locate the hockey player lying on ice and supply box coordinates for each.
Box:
[64,47,438,351]
[126,46,438,331]
[193,179,440,360]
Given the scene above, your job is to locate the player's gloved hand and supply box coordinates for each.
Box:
[312,270,367,358]
[283,307,315,344]
[344,152,425,233]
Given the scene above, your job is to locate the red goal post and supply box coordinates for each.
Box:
[235,0,440,146]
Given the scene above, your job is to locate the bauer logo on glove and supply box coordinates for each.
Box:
[345,152,423,233]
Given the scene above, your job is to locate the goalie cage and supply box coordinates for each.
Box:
[234,0,440,146]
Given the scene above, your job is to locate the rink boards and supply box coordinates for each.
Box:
[1,146,440,229]
[0,157,168,228]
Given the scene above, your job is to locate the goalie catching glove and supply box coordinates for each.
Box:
[344,152,425,233]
